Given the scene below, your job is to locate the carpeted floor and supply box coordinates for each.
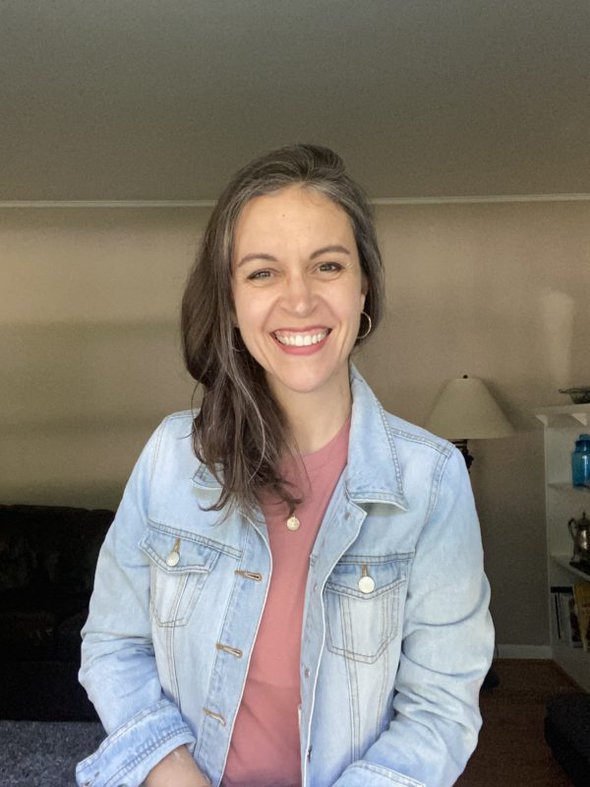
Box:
[457,659,580,786]
[0,719,104,786]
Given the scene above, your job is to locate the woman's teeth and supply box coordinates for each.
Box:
[275,331,328,347]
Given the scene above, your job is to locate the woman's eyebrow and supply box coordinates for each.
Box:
[310,244,351,259]
[236,244,351,268]
[236,252,278,268]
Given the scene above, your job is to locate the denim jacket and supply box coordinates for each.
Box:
[77,367,494,787]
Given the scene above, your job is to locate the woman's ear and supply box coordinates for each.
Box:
[360,274,368,308]
[361,271,369,297]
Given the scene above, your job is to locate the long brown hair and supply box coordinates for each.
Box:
[181,144,384,516]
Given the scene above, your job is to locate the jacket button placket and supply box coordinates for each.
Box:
[200,530,270,780]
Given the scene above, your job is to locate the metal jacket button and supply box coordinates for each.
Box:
[166,537,181,567]
[358,563,375,594]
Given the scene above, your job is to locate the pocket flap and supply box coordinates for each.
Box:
[139,526,221,574]
[326,553,412,599]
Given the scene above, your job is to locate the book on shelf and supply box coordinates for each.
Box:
[551,586,583,648]
[551,588,562,640]
[573,580,590,653]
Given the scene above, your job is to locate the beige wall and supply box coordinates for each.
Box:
[1,208,207,508]
[2,200,590,648]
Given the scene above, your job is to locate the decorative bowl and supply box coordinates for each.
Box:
[559,387,590,404]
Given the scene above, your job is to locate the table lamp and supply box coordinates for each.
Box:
[426,375,514,469]
[426,375,514,691]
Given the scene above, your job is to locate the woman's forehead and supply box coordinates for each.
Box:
[233,185,354,248]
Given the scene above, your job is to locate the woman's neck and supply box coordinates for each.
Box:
[275,378,352,455]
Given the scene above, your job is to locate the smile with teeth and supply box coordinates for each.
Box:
[273,329,329,347]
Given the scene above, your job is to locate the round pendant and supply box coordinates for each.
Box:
[358,575,375,594]
[166,550,180,567]
[286,515,301,531]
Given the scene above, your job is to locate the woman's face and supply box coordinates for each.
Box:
[231,184,367,405]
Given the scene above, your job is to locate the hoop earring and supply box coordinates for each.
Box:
[357,311,372,340]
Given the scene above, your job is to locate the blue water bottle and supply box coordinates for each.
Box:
[572,434,590,487]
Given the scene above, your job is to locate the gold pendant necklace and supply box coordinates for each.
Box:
[286,515,301,531]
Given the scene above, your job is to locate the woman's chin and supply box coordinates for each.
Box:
[266,366,350,403]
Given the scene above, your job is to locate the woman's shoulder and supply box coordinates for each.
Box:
[140,410,200,471]
[350,366,453,458]
[135,410,221,505]
[158,409,196,430]
[382,409,453,456]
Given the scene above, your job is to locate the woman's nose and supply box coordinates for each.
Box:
[282,274,315,315]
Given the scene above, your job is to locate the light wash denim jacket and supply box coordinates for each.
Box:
[77,367,494,787]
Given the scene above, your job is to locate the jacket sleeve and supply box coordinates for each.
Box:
[76,421,196,787]
[333,447,495,787]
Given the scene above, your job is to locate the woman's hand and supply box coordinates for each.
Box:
[145,745,211,787]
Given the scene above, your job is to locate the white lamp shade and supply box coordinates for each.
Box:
[426,376,514,441]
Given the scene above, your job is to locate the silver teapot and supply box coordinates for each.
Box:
[568,511,590,562]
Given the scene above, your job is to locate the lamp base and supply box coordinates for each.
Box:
[453,439,474,471]
[452,439,500,690]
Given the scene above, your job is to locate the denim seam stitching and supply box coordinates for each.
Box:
[143,522,242,558]
[104,727,193,787]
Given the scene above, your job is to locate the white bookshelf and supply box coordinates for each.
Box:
[535,404,590,691]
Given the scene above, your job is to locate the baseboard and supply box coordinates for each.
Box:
[497,644,553,659]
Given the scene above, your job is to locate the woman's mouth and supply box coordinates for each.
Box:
[273,329,330,347]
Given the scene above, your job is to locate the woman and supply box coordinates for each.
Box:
[77,145,493,787]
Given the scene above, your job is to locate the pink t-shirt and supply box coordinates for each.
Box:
[223,418,350,787]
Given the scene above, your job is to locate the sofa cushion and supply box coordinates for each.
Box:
[0,504,113,720]
[0,504,112,595]
[0,660,99,721]
[0,504,113,662]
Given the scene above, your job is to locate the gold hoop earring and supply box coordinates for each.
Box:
[357,311,372,340]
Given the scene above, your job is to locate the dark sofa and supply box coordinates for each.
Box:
[0,504,114,721]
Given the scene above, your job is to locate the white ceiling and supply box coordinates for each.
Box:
[1,0,589,201]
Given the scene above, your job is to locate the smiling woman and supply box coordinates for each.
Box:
[231,186,367,433]
[180,145,384,518]
[76,145,494,787]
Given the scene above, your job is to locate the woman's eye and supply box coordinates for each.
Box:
[247,269,272,281]
[318,262,343,273]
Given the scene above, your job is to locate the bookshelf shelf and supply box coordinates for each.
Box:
[534,404,590,428]
[536,404,590,692]
[547,482,590,494]
[551,554,590,582]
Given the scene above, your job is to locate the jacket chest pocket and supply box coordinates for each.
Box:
[139,527,222,627]
[324,555,410,664]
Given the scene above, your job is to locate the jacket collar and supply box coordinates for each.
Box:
[192,365,409,512]
[193,461,222,490]
[345,365,408,511]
